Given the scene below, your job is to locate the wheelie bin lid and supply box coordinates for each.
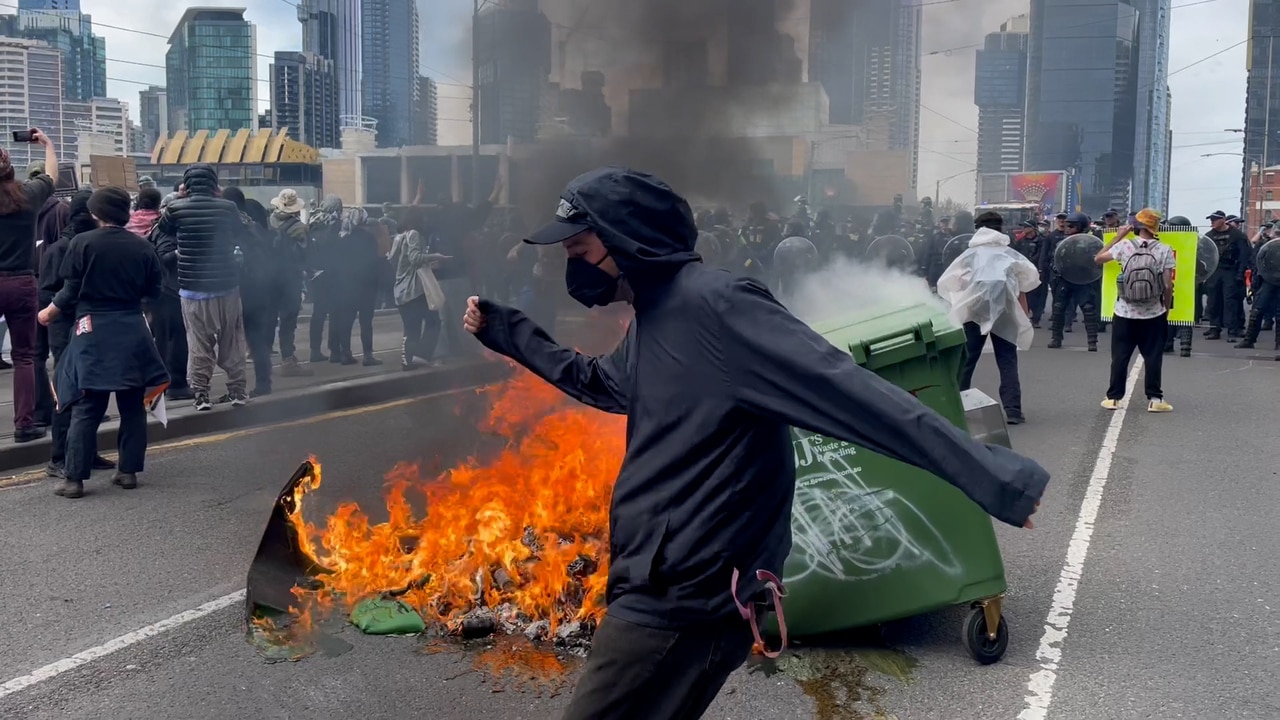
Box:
[810,303,964,370]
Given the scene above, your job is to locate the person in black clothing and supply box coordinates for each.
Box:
[1012,220,1051,327]
[39,187,167,499]
[222,187,279,397]
[266,189,312,378]
[330,208,383,366]
[32,165,69,427]
[1047,212,1102,351]
[37,188,114,479]
[463,167,1048,719]
[307,195,343,361]
[148,192,191,401]
[1202,210,1252,340]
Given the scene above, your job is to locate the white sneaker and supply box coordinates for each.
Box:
[1147,399,1172,413]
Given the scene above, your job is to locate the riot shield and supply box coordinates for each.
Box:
[1196,235,1220,284]
[866,234,915,269]
[942,233,974,268]
[773,236,818,274]
[695,231,722,266]
[1053,233,1105,285]
[1256,238,1280,284]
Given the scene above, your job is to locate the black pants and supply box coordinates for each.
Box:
[1204,273,1245,333]
[396,296,441,363]
[33,321,52,427]
[1107,314,1168,401]
[959,323,1022,417]
[244,302,276,392]
[1028,281,1049,323]
[275,279,303,359]
[47,319,71,465]
[310,290,333,357]
[151,294,189,390]
[334,290,376,358]
[65,387,146,482]
[1243,280,1280,346]
[560,615,754,720]
[1050,277,1100,342]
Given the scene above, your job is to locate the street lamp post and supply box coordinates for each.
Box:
[935,169,974,208]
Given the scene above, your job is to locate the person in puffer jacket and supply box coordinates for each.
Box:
[152,164,248,411]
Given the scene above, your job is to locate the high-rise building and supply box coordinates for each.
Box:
[165,7,257,133]
[17,0,80,10]
[1242,0,1280,221]
[1132,0,1172,211]
[974,15,1029,176]
[415,75,438,146]
[1026,0,1139,215]
[360,0,417,148]
[0,38,66,167]
[0,6,105,103]
[269,50,340,149]
[64,96,128,155]
[138,85,167,153]
[297,0,361,118]
[473,0,550,145]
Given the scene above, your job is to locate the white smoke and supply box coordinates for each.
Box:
[785,256,948,328]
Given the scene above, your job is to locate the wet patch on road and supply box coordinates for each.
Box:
[751,644,917,720]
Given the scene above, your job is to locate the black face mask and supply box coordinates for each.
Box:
[565,255,619,308]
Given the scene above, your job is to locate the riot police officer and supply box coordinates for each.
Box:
[1047,212,1102,351]
[1235,237,1280,356]
[1202,210,1251,340]
[1012,220,1050,327]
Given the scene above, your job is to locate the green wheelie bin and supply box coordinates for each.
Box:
[774,303,1012,664]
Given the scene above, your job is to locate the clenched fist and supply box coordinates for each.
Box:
[463,296,486,335]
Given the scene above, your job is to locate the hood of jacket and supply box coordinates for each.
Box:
[182,163,220,197]
[561,167,700,290]
[970,226,1011,248]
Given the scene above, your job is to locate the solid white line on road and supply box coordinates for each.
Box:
[1018,358,1144,720]
[0,589,245,700]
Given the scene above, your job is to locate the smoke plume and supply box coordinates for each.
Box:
[787,256,946,328]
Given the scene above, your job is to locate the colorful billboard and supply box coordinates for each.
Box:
[977,171,1075,216]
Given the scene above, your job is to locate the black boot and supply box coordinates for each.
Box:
[1048,337,1062,349]
[1205,328,1221,340]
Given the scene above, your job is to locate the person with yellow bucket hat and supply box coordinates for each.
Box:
[1094,208,1176,413]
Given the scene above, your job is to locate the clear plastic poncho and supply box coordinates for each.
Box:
[936,228,1042,350]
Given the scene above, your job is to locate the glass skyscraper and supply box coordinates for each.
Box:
[297,0,361,119]
[974,15,1030,176]
[1,2,106,103]
[165,8,257,133]
[360,0,418,148]
[1132,0,1172,212]
[1026,0,1140,216]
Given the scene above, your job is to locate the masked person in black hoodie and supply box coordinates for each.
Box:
[37,188,114,480]
[463,167,1048,720]
[39,187,167,499]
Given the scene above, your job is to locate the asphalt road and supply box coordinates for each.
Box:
[0,330,1277,720]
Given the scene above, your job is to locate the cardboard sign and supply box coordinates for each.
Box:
[89,155,138,192]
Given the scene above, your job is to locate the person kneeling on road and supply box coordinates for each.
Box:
[1095,209,1175,413]
[39,187,169,499]
[937,210,1040,425]
[462,166,1049,720]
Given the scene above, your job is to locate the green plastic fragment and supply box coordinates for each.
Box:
[350,596,427,635]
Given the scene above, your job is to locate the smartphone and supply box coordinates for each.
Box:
[1128,214,1138,226]
[11,129,34,143]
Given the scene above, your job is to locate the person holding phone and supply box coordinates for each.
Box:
[0,128,57,443]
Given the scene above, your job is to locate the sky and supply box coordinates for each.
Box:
[87,0,1254,216]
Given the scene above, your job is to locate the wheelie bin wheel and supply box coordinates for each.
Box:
[963,606,1008,665]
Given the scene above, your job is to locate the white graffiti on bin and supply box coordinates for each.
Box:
[788,432,963,583]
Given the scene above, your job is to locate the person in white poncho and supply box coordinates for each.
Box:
[937,210,1042,425]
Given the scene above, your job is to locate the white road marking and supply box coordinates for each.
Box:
[0,590,245,700]
[1018,358,1144,720]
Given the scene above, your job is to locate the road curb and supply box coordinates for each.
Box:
[0,360,512,474]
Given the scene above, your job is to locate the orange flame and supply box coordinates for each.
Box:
[285,369,626,634]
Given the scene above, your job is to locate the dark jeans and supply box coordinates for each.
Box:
[244,302,276,392]
[47,319,71,465]
[333,290,376,358]
[309,288,333,357]
[959,322,1022,418]
[1107,314,1169,401]
[0,274,38,429]
[1204,273,1245,333]
[396,295,441,362]
[65,387,146,482]
[151,294,189,390]
[560,615,754,720]
[275,279,302,359]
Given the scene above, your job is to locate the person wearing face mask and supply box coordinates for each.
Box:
[460,167,1048,720]
[1202,210,1251,341]
[38,187,167,499]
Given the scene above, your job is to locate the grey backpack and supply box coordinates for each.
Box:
[1118,241,1164,303]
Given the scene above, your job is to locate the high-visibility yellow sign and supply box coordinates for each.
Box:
[1100,230,1199,325]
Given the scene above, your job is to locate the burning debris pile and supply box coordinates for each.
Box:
[280,369,626,650]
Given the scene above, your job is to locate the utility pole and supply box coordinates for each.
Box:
[471,0,482,205]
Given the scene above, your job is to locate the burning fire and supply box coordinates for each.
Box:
[285,369,626,637]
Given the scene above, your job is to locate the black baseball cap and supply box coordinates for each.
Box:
[1207,210,1227,221]
[1054,212,1068,220]
[1103,209,1119,217]
[526,196,593,245]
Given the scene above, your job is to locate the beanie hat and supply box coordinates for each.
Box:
[88,187,133,227]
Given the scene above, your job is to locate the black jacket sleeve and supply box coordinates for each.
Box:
[716,276,1049,528]
[142,245,163,301]
[1233,233,1253,280]
[473,299,629,414]
[52,236,84,313]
